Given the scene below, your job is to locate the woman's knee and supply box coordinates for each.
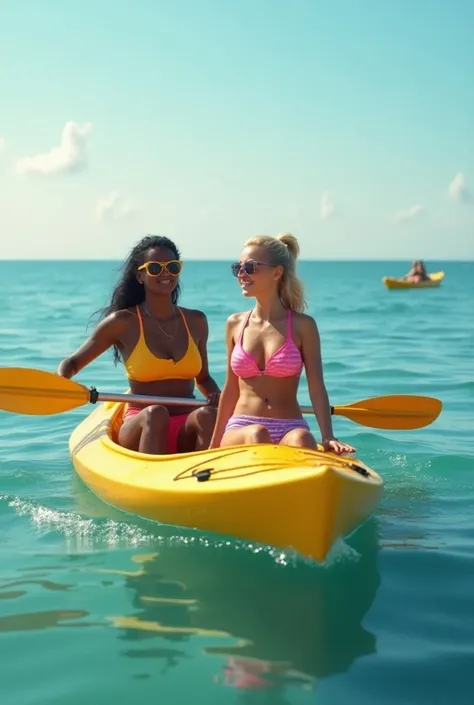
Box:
[246,424,271,444]
[281,428,316,449]
[142,404,169,430]
[194,405,217,434]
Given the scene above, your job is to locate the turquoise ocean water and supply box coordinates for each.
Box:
[0,259,473,704]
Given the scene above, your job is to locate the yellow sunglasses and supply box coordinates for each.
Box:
[138,260,183,277]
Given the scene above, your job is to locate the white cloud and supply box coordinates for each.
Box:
[95,191,138,222]
[0,138,5,153]
[446,172,471,203]
[320,191,335,220]
[395,203,425,222]
[16,121,92,175]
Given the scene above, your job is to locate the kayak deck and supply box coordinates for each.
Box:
[69,400,383,562]
[382,271,444,289]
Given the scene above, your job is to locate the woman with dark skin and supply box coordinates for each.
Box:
[57,235,220,455]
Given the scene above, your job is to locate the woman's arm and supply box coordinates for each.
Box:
[300,317,334,440]
[194,311,221,403]
[57,311,129,379]
[300,316,355,454]
[208,315,241,449]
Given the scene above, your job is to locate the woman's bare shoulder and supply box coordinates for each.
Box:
[95,308,136,333]
[292,311,318,329]
[226,310,249,333]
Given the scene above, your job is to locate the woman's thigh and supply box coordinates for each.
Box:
[220,423,271,447]
[279,427,317,449]
[118,405,169,451]
[177,406,217,452]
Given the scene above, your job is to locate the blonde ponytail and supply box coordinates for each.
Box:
[275,232,300,260]
[243,232,306,312]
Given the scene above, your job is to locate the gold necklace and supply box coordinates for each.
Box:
[143,305,180,340]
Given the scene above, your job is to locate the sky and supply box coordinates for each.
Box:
[0,0,473,260]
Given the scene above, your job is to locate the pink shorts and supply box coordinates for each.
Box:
[122,405,190,454]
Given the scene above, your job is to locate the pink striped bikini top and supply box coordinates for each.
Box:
[231,309,304,378]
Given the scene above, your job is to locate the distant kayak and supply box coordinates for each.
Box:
[382,271,445,290]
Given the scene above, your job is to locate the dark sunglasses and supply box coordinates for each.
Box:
[231,260,274,277]
[138,260,183,277]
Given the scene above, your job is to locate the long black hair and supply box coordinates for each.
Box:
[95,235,182,365]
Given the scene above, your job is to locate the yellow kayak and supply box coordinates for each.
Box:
[69,400,383,563]
[382,271,444,289]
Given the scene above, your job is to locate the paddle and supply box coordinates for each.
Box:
[0,367,442,430]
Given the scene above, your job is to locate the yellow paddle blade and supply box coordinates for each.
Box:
[333,394,442,430]
[0,368,90,415]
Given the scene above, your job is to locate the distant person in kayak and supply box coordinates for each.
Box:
[208,233,355,455]
[403,260,429,283]
[57,235,220,455]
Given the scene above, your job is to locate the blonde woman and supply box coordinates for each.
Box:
[209,233,355,455]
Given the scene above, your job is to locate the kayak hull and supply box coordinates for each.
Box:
[69,400,383,563]
[382,271,444,289]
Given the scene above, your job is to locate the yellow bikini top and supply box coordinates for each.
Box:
[124,306,202,383]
